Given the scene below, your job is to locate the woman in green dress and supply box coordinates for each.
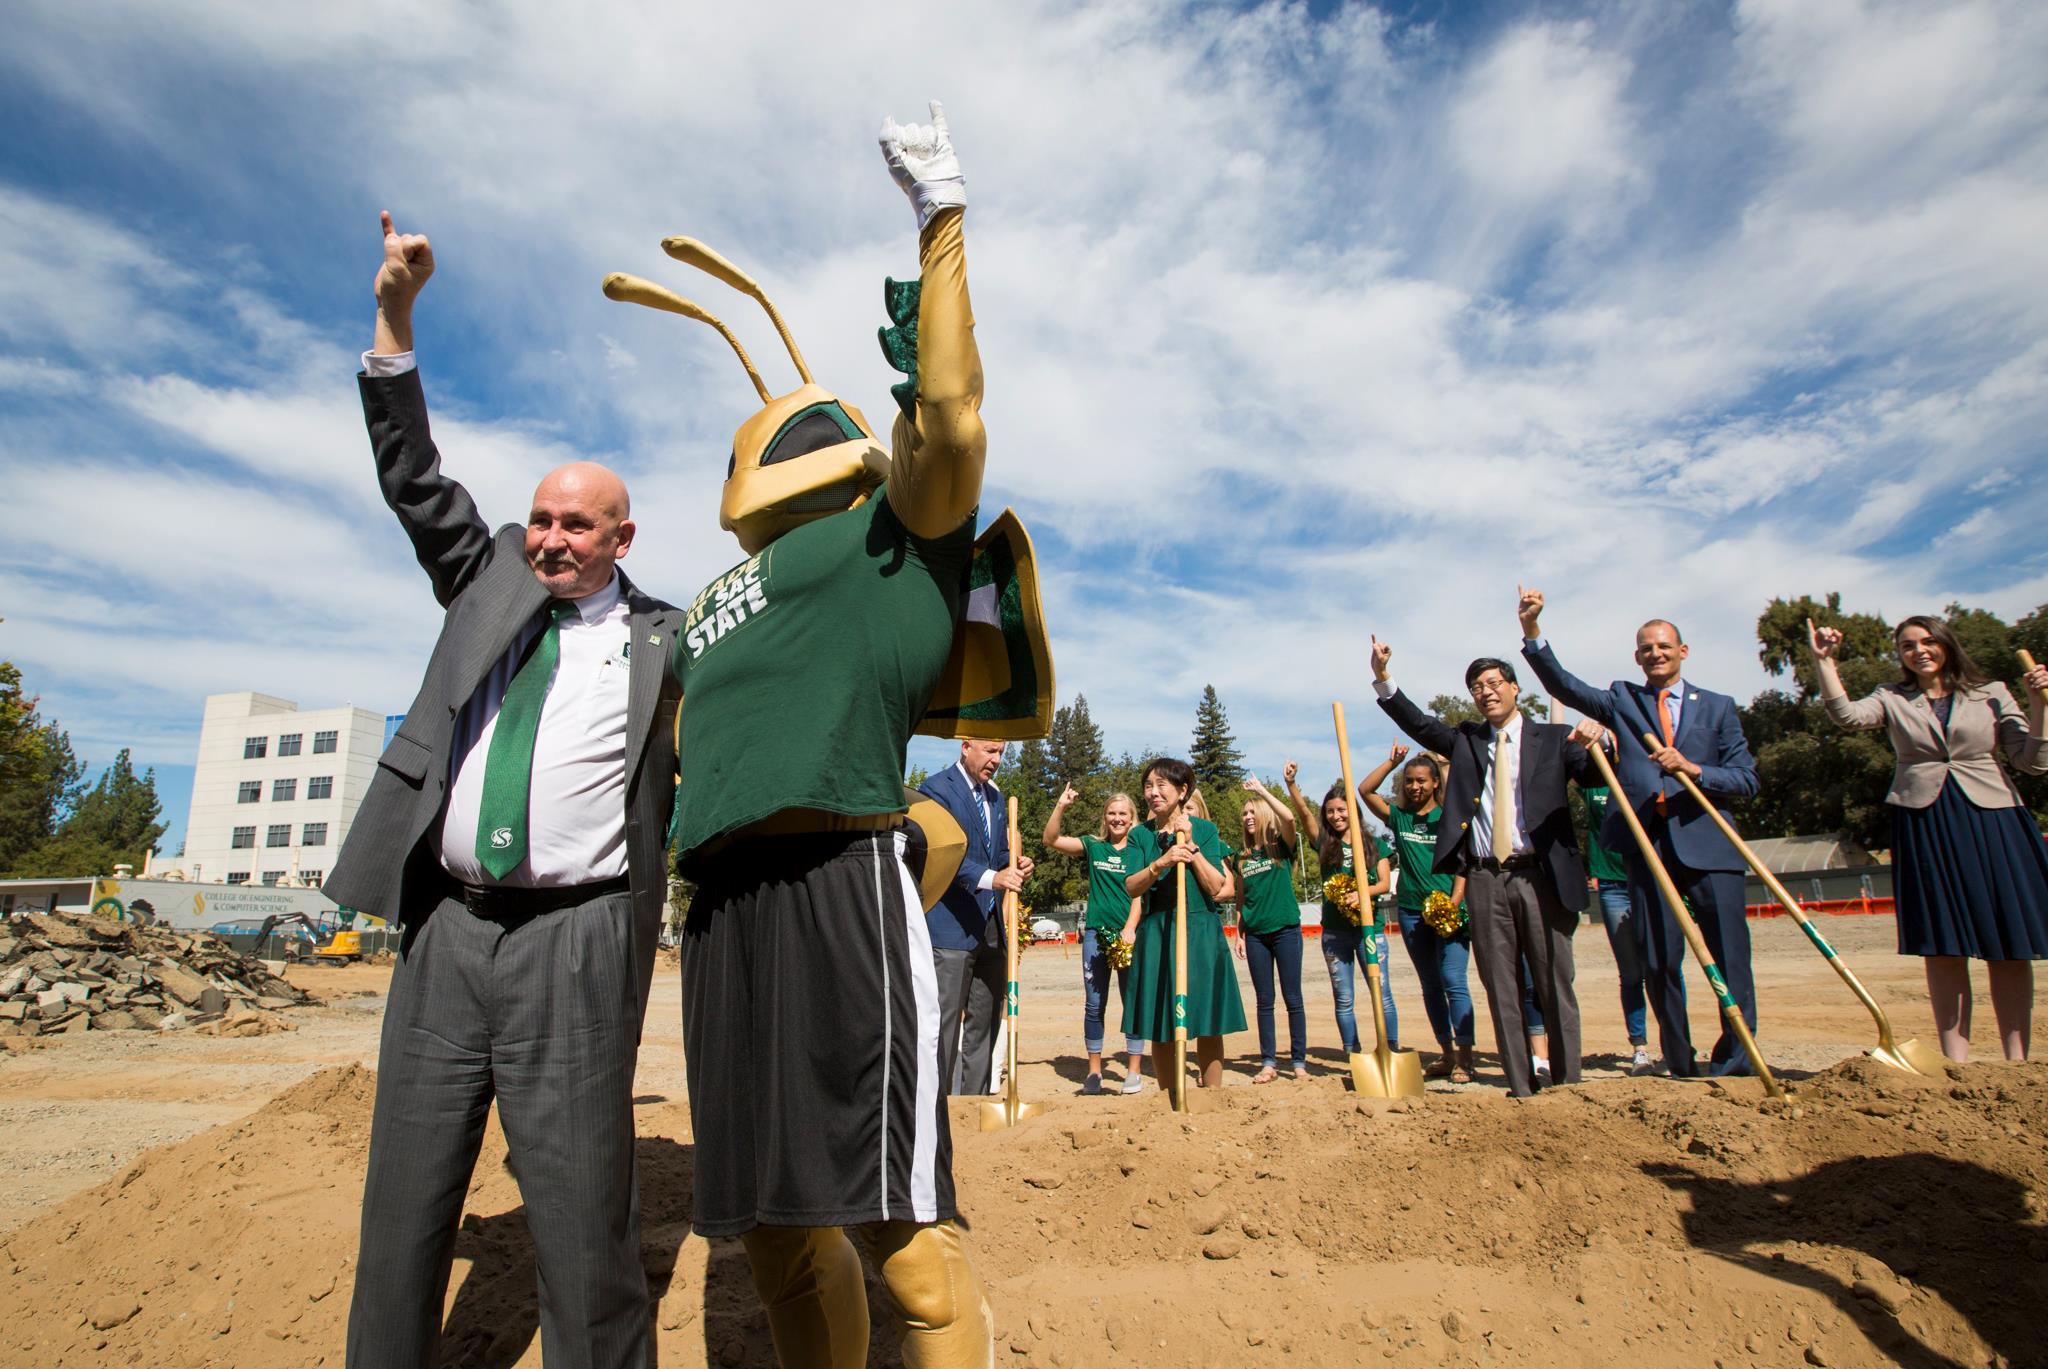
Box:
[1043,786,1148,1094]
[1234,777,1308,1081]
[1119,757,1247,1098]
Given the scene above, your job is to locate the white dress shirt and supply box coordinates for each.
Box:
[365,350,636,886]
[438,552,634,889]
[1476,716,1532,858]
[1375,678,1530,857]
[956,760,1001,893]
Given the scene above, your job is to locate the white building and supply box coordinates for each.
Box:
[174,692,386,891]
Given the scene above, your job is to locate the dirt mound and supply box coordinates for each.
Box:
[0,910,314,1038]
[2,1060,2044,1367]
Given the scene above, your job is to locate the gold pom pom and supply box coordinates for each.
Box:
[1103,931,1134,970]
[1421,890,1468,937]
[1321,871,1363,926]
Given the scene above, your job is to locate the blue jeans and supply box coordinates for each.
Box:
[1080,928,1144,1056]
[1396,909,1474,1047]
[1596,878,1649,1045]
[1242,925,1307,1068]
[1320,920,1398,1054]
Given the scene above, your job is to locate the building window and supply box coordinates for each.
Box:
[272,778,297,802]
[307,775,334,800]
[231,826,256,850]
[301,871,323,888]
[261,871,285,887]
[243,736,267,759]
[266,824,291,847]
[237,781,262,804]
[302,823,328,847]
[278,733,303,757]
[313,730,338,754]
[226,872,251,886]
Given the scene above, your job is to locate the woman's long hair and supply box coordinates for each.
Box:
[1243,798,1291,859]
[1318,780,1352,871]
[1893,615,1989,693]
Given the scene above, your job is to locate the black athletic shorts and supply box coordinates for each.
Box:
[681,829,954,1237]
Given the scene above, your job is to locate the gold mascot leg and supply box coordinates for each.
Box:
[740,1226,870,1369]
[740,1221,992,1369]
[860,1219,994,1369]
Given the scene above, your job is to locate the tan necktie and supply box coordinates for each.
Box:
[1491,728,1513,861]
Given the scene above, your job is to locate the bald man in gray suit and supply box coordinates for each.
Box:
[326,213,683,1369]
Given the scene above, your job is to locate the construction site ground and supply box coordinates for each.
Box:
[1,913,2043,1367]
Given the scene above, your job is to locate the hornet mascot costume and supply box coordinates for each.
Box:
[604,101,1051,1367]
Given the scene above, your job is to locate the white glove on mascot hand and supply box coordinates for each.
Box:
[879,99,966,231]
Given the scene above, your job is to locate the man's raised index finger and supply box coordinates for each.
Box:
[929,99,949,141]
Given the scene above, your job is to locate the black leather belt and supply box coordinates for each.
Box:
[462,875,631,919]
[1470,854,1537,874]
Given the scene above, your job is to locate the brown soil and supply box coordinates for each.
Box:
[1,918,2045,1367]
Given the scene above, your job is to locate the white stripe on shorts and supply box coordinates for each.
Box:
[892,830,942,1221]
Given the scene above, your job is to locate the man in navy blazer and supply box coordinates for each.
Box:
[1518,589,1760,1078]
[921,739,1034,1095]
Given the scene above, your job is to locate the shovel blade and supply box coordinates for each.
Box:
[1349,1048,1426,1098]
[978,1098,1043,1131]
[1871,1037,1947,1078]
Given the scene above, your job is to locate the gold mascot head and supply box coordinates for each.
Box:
[603,239,888,553]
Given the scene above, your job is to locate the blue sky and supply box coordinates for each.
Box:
[2,0,2045,859]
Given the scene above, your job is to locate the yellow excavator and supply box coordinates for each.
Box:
[252,913,366,965]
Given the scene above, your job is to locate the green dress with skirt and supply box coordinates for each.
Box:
[1120,816,1249,1042]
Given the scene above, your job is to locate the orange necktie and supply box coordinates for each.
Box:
[1654,688,1676,816]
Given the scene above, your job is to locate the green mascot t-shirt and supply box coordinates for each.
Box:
[670,489,973,864]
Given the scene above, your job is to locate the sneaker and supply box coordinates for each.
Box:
[1631,1046,1654,1076]
[1120,1074,1145,1095]
[1083,1073,1103,1095]
[1533,1061,1553,1084]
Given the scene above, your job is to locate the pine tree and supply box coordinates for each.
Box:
[1189,685,1243,794]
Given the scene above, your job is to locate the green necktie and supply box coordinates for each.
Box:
[475,601,575,879]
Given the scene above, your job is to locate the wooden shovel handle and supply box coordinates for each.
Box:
[2020,650,2048,706]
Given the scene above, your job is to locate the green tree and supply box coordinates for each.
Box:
[1189,686,1243,794]
[0,663,83,875]
[14,748,166,877]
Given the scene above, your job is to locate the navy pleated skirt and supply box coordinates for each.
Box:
[1891,780,2048,960]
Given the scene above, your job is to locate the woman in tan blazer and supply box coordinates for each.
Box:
[1811,616,2048,1061]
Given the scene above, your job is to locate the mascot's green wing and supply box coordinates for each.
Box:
[916,509,1054,742]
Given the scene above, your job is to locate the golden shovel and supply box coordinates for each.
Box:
[981,797,1043,1130]
[1586,743,1783,1098]
[1333,702,1425,1098]
[1650,733,1943,1077]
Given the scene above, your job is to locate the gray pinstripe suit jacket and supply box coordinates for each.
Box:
[325,369,683,1030]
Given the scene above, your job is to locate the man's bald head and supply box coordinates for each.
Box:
[526,462,636,599]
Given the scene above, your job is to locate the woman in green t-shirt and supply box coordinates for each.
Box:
[1119,757,1248,1101]
[1285,764,1398,1056]
[1359,743,1476,1083]
[1234,777,1307,1082]
[1044,785,1148,1095]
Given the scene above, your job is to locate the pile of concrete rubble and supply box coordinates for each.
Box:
[0,910,313,1037]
